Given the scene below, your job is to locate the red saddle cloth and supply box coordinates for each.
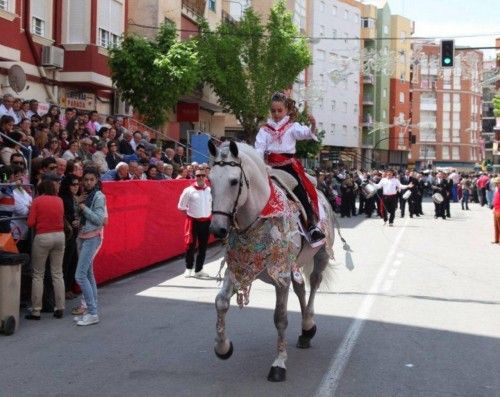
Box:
[266,153,319,218]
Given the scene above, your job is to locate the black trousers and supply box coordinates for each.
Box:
[434,202,445,218]
[382,195,398,224]
[275,164,315,227]
[62,233,78,292]
[399,195,407,217]
[186,219,211,272]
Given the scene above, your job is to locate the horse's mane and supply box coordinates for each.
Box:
[220,141,269,180]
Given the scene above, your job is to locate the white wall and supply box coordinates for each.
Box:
[309,0,360,148]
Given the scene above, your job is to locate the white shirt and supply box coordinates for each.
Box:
[11,188,32,240]
[373,177,408,195]
[255,116,317,157]
[0,104,19,124]
[62,150,77,161]
[177,185,212,219]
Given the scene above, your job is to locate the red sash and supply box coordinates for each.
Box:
[183,183,211,248]
[267,153,319,218]
[260,179,286,218]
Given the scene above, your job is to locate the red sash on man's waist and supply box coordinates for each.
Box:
[267,153,319,218]
[184,215,211,249]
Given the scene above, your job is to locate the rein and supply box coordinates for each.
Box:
[211,160,250,230]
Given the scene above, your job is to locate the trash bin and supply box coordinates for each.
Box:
[0,251,30,335]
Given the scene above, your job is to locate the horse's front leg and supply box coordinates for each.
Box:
[214,268,235,360]
[268,282,290,382]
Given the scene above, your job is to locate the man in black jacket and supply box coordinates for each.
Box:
[432,171,447,219]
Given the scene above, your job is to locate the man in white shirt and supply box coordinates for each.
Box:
[177,169,212,278]
[373,169,412,226]
[0,94,19,124]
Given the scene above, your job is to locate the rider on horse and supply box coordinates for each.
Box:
[255,92,325,246]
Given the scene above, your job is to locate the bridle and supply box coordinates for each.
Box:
[211,159,249,230]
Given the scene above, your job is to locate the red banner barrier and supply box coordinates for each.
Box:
[94,180,194,284]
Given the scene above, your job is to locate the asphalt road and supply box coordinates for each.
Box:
[1,200,499,397]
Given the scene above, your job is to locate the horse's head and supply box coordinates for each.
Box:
[208,140,249,239]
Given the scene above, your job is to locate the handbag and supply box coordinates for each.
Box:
[0,232,19,253]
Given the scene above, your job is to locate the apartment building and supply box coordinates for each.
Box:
[0,0,127,116]
[410,42,483,170]
[388,14,413,167]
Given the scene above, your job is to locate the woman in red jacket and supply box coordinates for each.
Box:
[26,178,66,320]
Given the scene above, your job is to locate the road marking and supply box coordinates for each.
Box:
[382,278,395,292]
[315,219,408,397]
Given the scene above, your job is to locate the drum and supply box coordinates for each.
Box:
[361,182,377,198]
[402,190,412,200]
[432,192,444,204]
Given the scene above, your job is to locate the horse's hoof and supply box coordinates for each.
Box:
[296,325,317,349]
[296,335,311,349]
[214,341,233,360]
[267,366,286,382]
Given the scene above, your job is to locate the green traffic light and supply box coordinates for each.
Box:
[444,57,451,65]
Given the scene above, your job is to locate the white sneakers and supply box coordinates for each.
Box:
[76,313,99,326]
[194,270,210,279]
[184,269,211,278]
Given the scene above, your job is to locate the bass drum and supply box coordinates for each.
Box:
[402,190,411,200]
[432,192,444,204]
[361,182,377,198]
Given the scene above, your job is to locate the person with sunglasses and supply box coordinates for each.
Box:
[177,168,212,279]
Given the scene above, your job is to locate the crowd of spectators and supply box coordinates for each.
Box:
[0,93,211,318]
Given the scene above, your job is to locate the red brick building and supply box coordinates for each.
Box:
[0,0,128,115]
[410,42,483,170]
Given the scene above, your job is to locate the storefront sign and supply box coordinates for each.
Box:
[60,92,96,111]
[177,102,199,122]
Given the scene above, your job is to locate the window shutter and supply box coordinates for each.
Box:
[68,0,88,43]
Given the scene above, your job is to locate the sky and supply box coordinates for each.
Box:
[366,0,500,60]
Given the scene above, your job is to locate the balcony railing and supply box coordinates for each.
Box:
[182,0,206,18]
[362,96,374,105]
[420,101,437,111]
[363,74,374,85]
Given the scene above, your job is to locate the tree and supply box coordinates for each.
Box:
[198,1,312,142]
[294,108,325,159]
[108,23,200,127]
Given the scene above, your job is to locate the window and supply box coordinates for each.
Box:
[31,0,52,38]
[342,125,347,134]
[399,92,405,103]
[383,110,386,119]
[442,128,450,142]
[0,0,11,11]
[319,25,325,37]
[208,0,216,12]
[320,1,325,12]
[98,0,124,47]
[453,76,460,89]
[353,126,358,135]
[353,104,358,113]
[32,17,45,36]
[318,122,324,130]
[442,146,449,160]
[443,93,450,103]
[65,0,90,44]
[420,145,436,159]
[333,5,337,15]
[383,88,387,98]
[332,29,337,38]
[453,93,460,103]
[452,146,459,160]
[400,31,406,43]
[383,25,388,34]
[353,13,359,23]
[330,123,335,133]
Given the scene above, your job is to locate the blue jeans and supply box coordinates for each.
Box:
[75,236,102,315]
[461,190,470,210]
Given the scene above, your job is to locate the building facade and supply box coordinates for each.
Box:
[0,0,127,116]
[127,0,226,144]
[410,42,483,170]
[388,14,413,167]
[309,0,361,168]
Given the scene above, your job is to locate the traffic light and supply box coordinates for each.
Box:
[440,40,454,67]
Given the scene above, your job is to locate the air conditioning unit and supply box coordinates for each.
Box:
[41,46,64,69]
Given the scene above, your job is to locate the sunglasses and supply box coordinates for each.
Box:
[71,182,80,186]
[196,174,206,178]
[110,144,117,147]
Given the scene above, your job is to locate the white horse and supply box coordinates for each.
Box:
[208,140,336,382]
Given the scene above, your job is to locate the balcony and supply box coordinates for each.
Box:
[362,114,373,127]
[420,101,437,111]
[363,74,374,85]
[182,0,206,18]
[362,96,374,105]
